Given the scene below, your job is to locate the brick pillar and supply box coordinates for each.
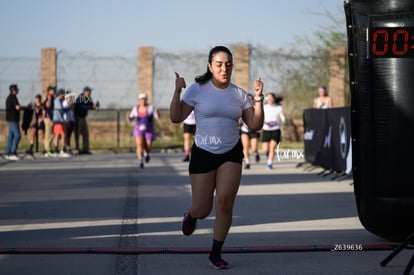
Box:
[328,47,346,107]
[41,48,57,98]
[234,45,250,92]
[137,47,154,103]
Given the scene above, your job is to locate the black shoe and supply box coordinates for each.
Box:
[255,153,260,163]
[182,212,197,236]
[182,155,190,162]
[244,163,250,169]
[145,154,150,163]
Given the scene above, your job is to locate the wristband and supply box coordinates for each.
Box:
[254,94,264,102]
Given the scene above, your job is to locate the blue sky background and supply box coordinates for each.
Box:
[0,0,345,57]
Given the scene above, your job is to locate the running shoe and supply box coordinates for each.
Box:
[59,150,71,158]
[182,155,190,162]
[145,154,150,163]
[208,256,229,270]
[182,212,197,236]
[267,163,273,170]
[255,153,260,163]
[7,154,20,161]
[244,163,250,169]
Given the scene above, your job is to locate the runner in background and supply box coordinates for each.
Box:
[262,93,286,169]
[239,94,261,169]
[182,110,196,162]
[127,93,160,168]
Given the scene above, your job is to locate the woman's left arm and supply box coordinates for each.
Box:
[243,78,264,131]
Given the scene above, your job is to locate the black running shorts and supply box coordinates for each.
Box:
[261,129,281,143]
[183,123,196,134]
[240,130,260,139]
[189,139,243,174]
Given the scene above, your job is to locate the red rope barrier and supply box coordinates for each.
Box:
[0,244,399,255]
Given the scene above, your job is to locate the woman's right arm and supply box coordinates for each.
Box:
[126,107,135,121]
[170,72,193,123]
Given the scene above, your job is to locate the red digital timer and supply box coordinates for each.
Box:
[369,27,414,58]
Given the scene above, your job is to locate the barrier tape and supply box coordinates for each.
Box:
[0,244,402,255]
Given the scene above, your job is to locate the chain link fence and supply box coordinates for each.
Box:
[0,45,331,152]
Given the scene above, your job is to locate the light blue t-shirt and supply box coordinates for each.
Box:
[182,80,253,154]
[53,97,65,123]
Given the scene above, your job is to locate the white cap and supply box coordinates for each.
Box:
[138,93,148,99]
[65,92,76,99]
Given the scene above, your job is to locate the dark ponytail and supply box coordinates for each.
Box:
[195,46,233,84]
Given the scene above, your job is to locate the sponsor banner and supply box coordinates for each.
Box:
[303,107,351,173]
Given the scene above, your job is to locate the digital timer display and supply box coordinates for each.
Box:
[369,27,414,58]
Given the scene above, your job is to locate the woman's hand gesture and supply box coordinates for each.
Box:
[254,77,264,96]
[175,72,186,93]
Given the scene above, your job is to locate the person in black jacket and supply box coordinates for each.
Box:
[43,85,56,157]
[5,84,22,160]
[74,86,99,154]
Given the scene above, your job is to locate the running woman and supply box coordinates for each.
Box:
[170,46,264,269]
[128,93,160,168]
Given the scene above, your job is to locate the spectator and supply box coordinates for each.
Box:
[127,93,160,168]
[5,84,22,160]
[53,89,71,157]
[43,85,56,157]
[262,93,286,169]
[182,110,196,162]
[74,86,99,154]
[26,94,45,155]
[63,90,76,155]
[313,86,333,109]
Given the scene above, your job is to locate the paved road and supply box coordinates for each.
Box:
[0,152,412,274]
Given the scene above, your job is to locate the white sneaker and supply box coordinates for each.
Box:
[7,154,20,161]
[59,150,71,158]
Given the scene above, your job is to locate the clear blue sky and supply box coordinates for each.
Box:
[0,0,345,57]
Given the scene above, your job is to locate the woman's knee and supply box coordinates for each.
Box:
[215,194,235,213]
[191,206,212,219]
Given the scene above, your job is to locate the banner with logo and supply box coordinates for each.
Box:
[303,107,351,173]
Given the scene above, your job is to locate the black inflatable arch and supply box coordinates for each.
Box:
[345,0,414,241]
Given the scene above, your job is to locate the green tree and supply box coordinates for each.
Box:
[279,6,348,119]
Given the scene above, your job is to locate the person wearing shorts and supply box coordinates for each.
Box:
[262,93,286,169]
[239,93,261,169]
[182,110,196,162]
[170,46,264,269]
[43,85,56,157]
[27,94,45,154]
[128,93,160,168]
[52,89,71,157]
